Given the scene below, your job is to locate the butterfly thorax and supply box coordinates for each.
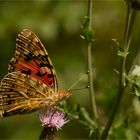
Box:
[57,90,70,101]
[43,89,70,105]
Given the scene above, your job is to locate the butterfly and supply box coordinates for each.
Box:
[0,29,70,117]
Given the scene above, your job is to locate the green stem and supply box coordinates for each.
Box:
[87,0,98,125]
[124,5,130,43]
[101,7,137,140]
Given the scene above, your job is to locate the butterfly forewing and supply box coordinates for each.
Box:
[8,29,58,93]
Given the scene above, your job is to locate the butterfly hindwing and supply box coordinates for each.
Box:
[0,72,56,117]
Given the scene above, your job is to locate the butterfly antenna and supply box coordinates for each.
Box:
[69,85,89,92]
[68,71,89,91]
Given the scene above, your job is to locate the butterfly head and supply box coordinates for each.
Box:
[58,90,70,101]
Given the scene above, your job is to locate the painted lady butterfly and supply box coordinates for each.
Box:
[0,29,70,117]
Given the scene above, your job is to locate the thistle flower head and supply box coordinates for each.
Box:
[39,108,69,130]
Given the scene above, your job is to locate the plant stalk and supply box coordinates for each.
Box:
[101,7,137,140]
[87,0,98,125]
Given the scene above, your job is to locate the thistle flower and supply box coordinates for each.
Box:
[39,108,69,140]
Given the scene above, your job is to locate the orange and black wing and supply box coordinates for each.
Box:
[8,29,58,93]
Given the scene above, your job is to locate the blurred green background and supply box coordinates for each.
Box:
[0,0,140,139]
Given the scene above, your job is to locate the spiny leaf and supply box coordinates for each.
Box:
[80,16,94,42]
[117,49,129,57]
[112,38,120,46]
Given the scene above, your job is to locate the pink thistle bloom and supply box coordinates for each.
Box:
[39,108,69,130]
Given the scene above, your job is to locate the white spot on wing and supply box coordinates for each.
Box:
[39,50,45,56]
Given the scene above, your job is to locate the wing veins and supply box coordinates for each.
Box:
[17,33,57,92]
[16,43,56,88]
[1,73,47,97]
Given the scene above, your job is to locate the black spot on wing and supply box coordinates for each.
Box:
[24,52,33,62]
[1,95,13,106]
[46,64,53,69]
[39,63,46,67]
[39,62,53,69]
[37,54,50,63]
[47,74,53,78]
[21,70,31,75]
[35,71,42,77]
[8,89,14,92]
[7,100,12,105]
[36,71,47,77]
